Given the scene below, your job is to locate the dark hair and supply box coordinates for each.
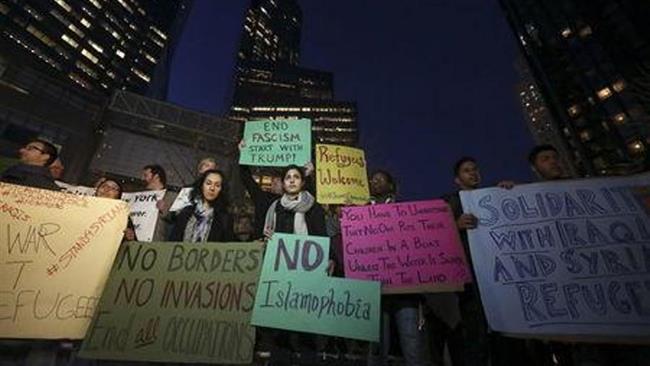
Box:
[97,178,124,198]
[370,169,397,194]
[190,169,227,208]
[528,145,558,165]
[31,139,58,166]
[281,165,306,183]
[453,156,477,177]
[143,164,167,186]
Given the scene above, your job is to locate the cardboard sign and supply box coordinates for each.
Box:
[121,190,165,242]
[341,200,471,294]
[460,175,650,340]
[0,183,128,339]
[315,144,370,205]
[56,181,96,196]
[251,233,380,342]
[79,241,263,364]
[239,119,311,167]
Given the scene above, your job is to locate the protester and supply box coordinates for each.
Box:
[48,157,64,181]
[367,170,430,366]
[95,178,137,242]
[197,157,218,175]
[440,156,521,366]
[0,139,60,190]
[142,164,177,241]
[169,169,234,242]
[261,164,329,365]
[528,144,565,181]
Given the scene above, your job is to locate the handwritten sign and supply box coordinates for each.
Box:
[460,175,650,339]
[122,190,165,242]
[79,241,263,364]
[169,187,193,213]
[316,144,370,205]
[341,200,471,294]
[239,119,311,167]
[251,233,380,342]
[55,181,96,196]
[0,183,128,339]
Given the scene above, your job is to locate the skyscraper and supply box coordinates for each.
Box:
[231,0,359,146]
[236,0,301,66]
[515,56,577,177]
[0,0,190,97]
[501,0,650,176]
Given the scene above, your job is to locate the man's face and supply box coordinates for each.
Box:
[142,168,155,184]
[455,161,481,189]
[197,159,217,175]
[19,142,50,166]
[534,150,564,180]
[49,159,64,179]
[370,172,392,197]
[270,177,283,195]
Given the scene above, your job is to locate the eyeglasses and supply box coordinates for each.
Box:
[24,144,45,153]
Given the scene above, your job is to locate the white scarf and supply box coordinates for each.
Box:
[264,191,315,235]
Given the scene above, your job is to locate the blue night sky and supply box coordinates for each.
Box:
[167,0,536,200]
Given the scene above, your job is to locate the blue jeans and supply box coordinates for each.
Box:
[368,297,430,366]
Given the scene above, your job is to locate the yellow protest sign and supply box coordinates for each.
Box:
[0,183,129,339]
[316,144,370,205]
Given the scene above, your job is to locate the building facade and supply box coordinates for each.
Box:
[0,0,190,97]
[501,0,650,176]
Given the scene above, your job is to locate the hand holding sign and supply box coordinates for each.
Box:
[239,119,312,167]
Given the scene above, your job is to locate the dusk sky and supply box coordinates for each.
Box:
[167,0,536,200]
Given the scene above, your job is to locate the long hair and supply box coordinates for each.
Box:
[189,169,228,209]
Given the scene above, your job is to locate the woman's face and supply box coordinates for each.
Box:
[96,180,121,199]
[283,168,304,195]
[202,172,223,202]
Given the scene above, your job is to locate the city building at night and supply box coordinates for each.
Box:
[0,0,190,97]
[231,0,359,147]
[501,0,650,176]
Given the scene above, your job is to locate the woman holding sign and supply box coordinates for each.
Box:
[169,169,234,242]
[263,164,326,238]
[262,164,329,364]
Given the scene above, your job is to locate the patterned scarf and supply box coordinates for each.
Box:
[183,200,214,243]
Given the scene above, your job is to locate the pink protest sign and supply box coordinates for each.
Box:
[341,200,471,294]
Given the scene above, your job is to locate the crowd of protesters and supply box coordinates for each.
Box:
[0,138,648,366]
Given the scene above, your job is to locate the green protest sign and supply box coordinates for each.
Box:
[251,233,380,342]
[79,241,263,364]
[239,119,312,167]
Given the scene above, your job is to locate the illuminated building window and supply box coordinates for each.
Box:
[26,25,56,47]
[75,60,97,78]
[150,25,167,40]
[61,34,78,48]
[106,70,116,79]
[142,52,157,64]
[69,23,85,38]
[81,48,98,63]
[596,87,612,100]
[150,36,164,48]
[88,39,103,53]
[115,49,125,58]
[579,26,592,38]
[579,130,591,141]
[137,6,146,16]
[131,67,150,82]
[613,113,627,124]
[612,79,625,92]
[88,0,102,9]
[116,0,133,13]
[54,0,72,12]
[561,27,572,38]
[24,5,43,20]
[68,72,91,89]
[567,105,580,117]
[80,18,91,28]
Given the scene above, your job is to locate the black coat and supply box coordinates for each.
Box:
[271,200,327,237]
[0,164,60,191]
[169,204,234,242]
